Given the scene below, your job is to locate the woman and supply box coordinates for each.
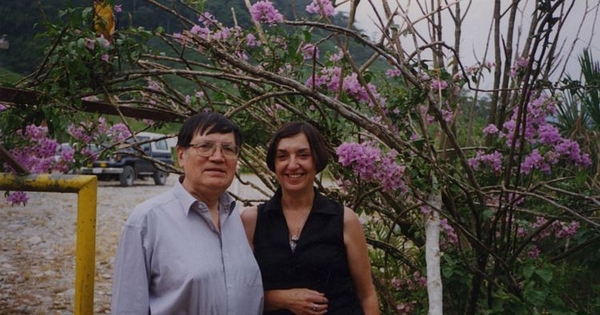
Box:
[242,122,379,315]
[111,112,263,315]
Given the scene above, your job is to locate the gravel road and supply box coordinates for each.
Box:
[0,174,271,315]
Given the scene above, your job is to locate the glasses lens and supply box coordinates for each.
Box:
[220,144,239,158]
[190,142,238,159]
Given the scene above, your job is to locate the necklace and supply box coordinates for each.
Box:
[286,210,310,253]
[290,235,300,253]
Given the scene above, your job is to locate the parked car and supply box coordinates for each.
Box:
[79,132,174,187]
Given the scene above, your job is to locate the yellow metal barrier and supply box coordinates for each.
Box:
[0,173,98,315]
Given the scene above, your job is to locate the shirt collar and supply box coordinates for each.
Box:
[263,187,338,215]
[172,175,236,216]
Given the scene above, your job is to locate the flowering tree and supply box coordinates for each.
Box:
[2,0,600,313]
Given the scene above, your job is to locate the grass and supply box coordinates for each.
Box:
[0,67,23,85]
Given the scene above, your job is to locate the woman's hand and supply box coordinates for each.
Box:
[264,288,329,315]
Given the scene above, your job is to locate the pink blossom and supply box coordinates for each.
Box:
[7,191,28,206]
[391,277,402,289]
[147,79,162,91]
[213,27,231,40]
[198,12,217,27]
[555,221,579,239]
[521,149,544,174]
[482,124,499,135]
[85,38,95,50]
[440,218,458,244]
[301,43,319,60]
[420,205,431,215]
[0,103,6,111]
[396,303,414,315]
[336,142,406,192]
[527,246,540,259]
[250,1,284,25]
[479,95,591,175]
[190,24,203,34]
[246,33,260,46]
[22,124,47,140]
[107,123,132,142]
[342,73,361,95]
[537,124,561,145]
[468,150,503,173]
[441,109,453,123]
[386,68,401,78]
[329,48,344,62]
[172,32,184,42]
[114,4,122,13]
[98,36,110,49]
[430,79,448,91]
[306,0,335,17]
[101,54,110,62]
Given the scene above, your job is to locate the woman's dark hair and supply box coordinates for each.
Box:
[177,111,243,148]
[266,122,329,173]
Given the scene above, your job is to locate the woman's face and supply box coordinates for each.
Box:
[273,132,316,193]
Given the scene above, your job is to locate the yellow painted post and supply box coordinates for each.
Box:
[0,173,98,315]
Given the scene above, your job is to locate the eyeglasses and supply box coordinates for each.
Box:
[188,141,239,159]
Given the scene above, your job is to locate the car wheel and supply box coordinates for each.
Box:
[153,170,167,185]
[120,166,135,187]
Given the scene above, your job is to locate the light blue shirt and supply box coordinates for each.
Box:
[111,178,263,315]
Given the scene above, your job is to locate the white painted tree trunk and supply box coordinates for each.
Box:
[426,191,443,315]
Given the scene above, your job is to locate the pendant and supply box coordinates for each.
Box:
[290,235,299,253]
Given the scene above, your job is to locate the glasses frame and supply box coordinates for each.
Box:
[188,141,240,159]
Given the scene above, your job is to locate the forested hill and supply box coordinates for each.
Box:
[0,0,357,76]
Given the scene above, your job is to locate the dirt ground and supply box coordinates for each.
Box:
[0,174,271,315]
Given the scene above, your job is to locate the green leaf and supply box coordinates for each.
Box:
[523,281,547,306]
[576,170,587,186]
[534,268,553,284]
[523,263,536,280]
[482,208,494,220]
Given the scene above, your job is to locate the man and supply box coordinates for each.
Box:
[111,111,263,315]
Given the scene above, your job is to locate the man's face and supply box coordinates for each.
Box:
[177,131,238,195]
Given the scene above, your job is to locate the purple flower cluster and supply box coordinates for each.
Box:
[386,68,401,78]
[510,56,529,77]
[439,218,458,245]
[55,146,75,173]
[68,118,131,146]
[336,142,407,192]
[391,271,427,291]
[6,191,28,206]
[430,79,448,92]
[469,95,591,174]
[305,0,335,17]
[8,125,58,174]
[306,67,386,109]
[4,119,133,205]
[329,48,344,62]
[250,1,284,25]
[519,216,581,260]
[301,43,319,60]
[467,150,503,173]
[531,216,580,240]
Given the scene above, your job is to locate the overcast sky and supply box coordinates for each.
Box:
[338,1,600,81]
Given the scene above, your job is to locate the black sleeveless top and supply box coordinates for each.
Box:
[253,188,364,315]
